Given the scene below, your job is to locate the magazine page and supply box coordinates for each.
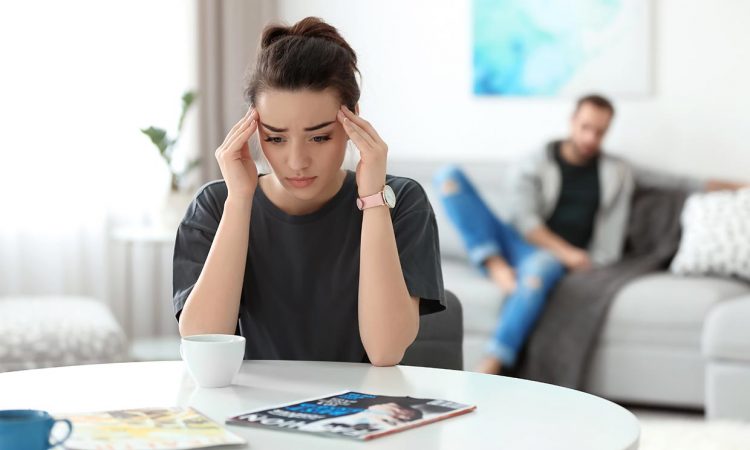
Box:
[226,391,476,441]
[60,407,246,450]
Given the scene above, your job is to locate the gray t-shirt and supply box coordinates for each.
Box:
[172,170,445,363]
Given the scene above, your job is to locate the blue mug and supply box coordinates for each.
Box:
[0,409,72,450]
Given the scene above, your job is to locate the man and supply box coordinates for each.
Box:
[435,94,746,374]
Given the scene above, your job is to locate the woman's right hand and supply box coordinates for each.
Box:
[215,108,259,200]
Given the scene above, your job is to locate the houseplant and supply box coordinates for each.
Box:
[140,90,201,230]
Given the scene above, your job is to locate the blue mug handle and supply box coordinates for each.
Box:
[48,418,72,449]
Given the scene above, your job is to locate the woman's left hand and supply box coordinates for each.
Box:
[337,105,388,197]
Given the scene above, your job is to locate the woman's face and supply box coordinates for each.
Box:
[255,87,349,205]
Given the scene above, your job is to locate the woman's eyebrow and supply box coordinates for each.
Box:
[260,120,335,133]
[304,120,335,131]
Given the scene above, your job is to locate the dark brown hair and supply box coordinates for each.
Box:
[243,17,360,111]
[575,93,615,117]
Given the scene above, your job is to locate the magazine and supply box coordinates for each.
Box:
[226,391,476,441]
[59,407,246,450]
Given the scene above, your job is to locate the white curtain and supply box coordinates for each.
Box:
[0,0,280,341]
[0,1,200,331]
[195,0,277,181]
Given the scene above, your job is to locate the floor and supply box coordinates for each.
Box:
[634,407,750,450]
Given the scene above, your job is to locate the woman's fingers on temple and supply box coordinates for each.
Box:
[339,111,377,150]
[226,120,256,155]
[226,109,253,137]
[340,116,371,152]
[225,109,257,144]
[240,119,258,141]
[225,115,256,148]
[340,105,383,144]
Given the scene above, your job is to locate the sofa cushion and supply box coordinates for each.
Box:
[600,274,750,348]
[441,258,503,335]
[0,296,129,372]
[670,188,750,281]
[703,295,750,362]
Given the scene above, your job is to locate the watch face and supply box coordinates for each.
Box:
[383,185,396,208]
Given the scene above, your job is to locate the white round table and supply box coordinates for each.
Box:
[0,361,639,449]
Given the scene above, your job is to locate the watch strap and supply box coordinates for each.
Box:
[356,190,386,210]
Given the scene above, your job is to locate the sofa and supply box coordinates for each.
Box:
[388,159,750,417]
[0,296,129,372]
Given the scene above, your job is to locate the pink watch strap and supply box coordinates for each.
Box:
[356,191,386,210]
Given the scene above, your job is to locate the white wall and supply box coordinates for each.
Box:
[275,0,750,181]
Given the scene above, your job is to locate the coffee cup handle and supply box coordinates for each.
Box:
[48,418,73,448]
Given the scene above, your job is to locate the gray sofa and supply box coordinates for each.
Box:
[388,159,750,418]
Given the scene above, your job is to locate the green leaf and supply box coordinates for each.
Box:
[177,90,198,132]
[140,126,170,157]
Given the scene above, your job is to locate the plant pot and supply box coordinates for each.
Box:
[158,189,195,232]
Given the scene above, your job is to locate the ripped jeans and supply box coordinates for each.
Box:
[433,166,566,368]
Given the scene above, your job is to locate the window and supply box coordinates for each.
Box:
[0,0,197,234]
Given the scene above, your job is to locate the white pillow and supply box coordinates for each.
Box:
[670,188,750,281]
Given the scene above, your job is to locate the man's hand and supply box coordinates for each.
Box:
[706,180,750,192]
[525,225,591,272]
[560,247,592,271]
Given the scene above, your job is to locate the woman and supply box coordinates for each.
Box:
[172,17,445,367]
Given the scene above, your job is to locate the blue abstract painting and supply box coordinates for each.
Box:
[473,0,651,96]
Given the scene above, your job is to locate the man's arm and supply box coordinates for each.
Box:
[525,225,591,271]
[706,180,750,191]
[632,164,748,193]
[506,153,590,271]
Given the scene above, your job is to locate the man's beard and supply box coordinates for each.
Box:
[571,141,599,161]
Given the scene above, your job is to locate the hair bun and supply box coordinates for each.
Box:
[260,17,356,64]
[259,25,291,50]
[246,17,360,110]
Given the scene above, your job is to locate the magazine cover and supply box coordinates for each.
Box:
[59,407,246,450]
[226,391,476,441]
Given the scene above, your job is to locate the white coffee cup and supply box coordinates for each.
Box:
[180,334,246,388]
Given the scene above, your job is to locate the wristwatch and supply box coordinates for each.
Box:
[356,185,396,210]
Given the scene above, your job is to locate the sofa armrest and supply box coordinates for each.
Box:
[702,294,750,361]
[401,290,464,370]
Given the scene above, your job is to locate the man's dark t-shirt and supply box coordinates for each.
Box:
[172,170,445,363]
[545,141,600,249]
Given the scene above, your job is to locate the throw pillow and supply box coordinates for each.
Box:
[670,188,750,281]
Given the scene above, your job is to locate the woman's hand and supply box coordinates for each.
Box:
[215,108,259,200]
[337,105,388,197]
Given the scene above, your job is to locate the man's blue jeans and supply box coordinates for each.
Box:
[433,166,566,367]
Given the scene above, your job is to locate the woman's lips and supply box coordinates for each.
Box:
[286,176,317,188]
